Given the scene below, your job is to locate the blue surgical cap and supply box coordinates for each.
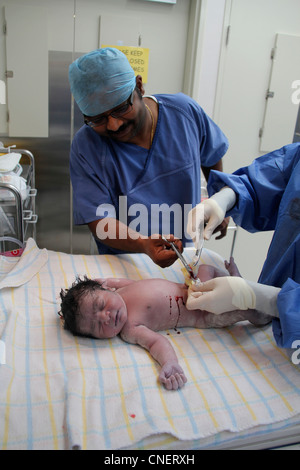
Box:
[68,47,136,116]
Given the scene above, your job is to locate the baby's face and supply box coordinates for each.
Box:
[78,288,128,339]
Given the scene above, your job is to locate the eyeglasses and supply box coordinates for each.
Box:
[84,91,134,128]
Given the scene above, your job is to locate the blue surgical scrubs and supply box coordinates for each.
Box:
[208,143,300,348]
[70,93,228,254]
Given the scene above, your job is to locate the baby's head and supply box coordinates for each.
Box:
[59,276,127,339]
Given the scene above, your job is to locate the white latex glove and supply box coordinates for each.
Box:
[187,187,236,243]
[186,276,280,318]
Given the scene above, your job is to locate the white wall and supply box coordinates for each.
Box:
[214,0,300,170]
[195,0,226,117]
[0,0,191,135]
[195,0,300,164]
[194,0,300,281]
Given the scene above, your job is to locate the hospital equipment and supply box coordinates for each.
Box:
[230,223,238,258]
[0,146,37,254]
[0,150,21,173]
[162,235,198,281]
[1,238,300,450]
[190,232,204,279]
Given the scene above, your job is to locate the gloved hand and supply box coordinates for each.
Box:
[187,187,236,243]
[186,276,280,318]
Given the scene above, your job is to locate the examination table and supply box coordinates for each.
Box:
[0,239,299,450]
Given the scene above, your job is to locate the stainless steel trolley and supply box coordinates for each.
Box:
[0,146,37,253]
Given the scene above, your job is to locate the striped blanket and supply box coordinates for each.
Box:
[0,238,299,450]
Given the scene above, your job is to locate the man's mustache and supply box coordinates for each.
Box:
[107,121,132,137]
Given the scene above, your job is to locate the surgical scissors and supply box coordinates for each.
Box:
[162,236,199,281]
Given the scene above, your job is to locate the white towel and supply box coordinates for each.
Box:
[1,241,300,450]
[0,237,48,289]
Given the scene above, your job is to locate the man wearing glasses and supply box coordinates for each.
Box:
[68,48,229,267]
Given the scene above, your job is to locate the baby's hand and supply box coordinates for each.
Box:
[94,278,135,290]
[159,362,187,390]
[94,278,117,291]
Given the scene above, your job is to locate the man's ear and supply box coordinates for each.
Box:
[135,75,145,96]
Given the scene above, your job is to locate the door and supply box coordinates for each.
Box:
[4,4,48,137]
[212,0,300,281]
[260,33,300,152]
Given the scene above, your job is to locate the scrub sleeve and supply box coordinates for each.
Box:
[207,143,300,348]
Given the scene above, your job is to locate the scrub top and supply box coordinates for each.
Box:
[208,143,300,348]
[70,93,228,254]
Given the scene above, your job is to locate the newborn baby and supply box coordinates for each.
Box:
[59,259,271,391]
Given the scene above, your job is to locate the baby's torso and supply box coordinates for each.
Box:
[118,279,193,332]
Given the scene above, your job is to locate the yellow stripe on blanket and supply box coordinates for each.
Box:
[197,330,257,422]
[82,255,92,279]
[109,338,135,442]
[58,252,69,288]
[2,290,17,450]
[75,337,88,450]
[228,329,294,413]
[170,333,220,430]
[147,356,177,433]
[104,255,117,278]
[37,273,59,449]
[127,254,146,280]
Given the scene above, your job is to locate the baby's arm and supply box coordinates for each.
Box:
[121,325,187,391]
[94,278,136,290]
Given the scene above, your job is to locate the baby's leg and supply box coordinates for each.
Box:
[196,264,227,282]
[193,310,248,329]
[245,310,272,327]
[196,257,241,282]
[194,309,272,329]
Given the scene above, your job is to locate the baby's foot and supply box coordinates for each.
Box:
[246,309,272,327]
[225,257,242,277]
